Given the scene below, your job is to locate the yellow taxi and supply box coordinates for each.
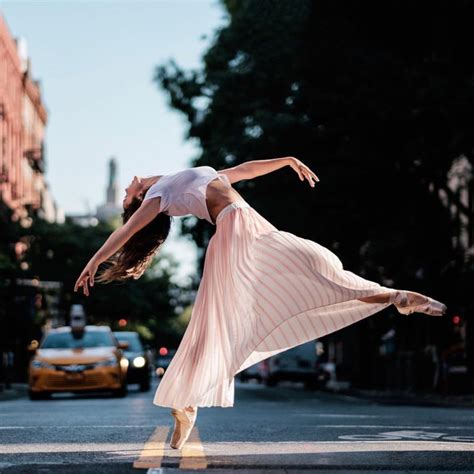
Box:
[28,325,129,400]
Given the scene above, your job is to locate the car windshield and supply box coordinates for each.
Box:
[114,333,143,352]
[41,331,115,349]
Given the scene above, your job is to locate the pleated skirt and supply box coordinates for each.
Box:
[153,199,399,409]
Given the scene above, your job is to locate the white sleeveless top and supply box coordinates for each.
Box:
[143,166,231,224]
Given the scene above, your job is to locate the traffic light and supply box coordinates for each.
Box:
[159,347,168,356]
[452,315,462,326]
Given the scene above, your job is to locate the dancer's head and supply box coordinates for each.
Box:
[96,177,172,284]
[122,175,149,209]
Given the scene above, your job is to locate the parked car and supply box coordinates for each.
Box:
[28,325,128,400]
[113,331,152,391]
[261,340,330,390]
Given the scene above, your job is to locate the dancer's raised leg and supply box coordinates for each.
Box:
[358,291,447,316]
[358,293,393,304]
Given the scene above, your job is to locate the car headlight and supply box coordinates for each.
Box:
[120,358,129,369]
[31,359,55,369]
[96,357,118,367]
[132,356,146,368]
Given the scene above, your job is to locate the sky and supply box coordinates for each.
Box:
[0,0,227,284]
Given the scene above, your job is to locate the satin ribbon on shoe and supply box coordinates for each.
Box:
[390,291,447,316]
[169,407,198,449]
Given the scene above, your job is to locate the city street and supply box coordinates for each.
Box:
[0,378,473,473]
[1,2,473,473]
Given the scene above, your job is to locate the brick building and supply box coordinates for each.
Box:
[0,14,61,227]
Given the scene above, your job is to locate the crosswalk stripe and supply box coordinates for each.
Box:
[133,426,169,469]
[180,427,207,469]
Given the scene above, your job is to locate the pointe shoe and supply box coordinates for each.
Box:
[390,290,447,317]
[169,407,198,449]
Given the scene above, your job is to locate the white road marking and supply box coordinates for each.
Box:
[310,424,474,430]
[0,443,145,454]
[2,440,473,455]
[0,425,158,429]
[163,440,474,453]
[295,413,395,418]
[338,430,474,442]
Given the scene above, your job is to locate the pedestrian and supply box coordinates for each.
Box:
[74,156,447,449]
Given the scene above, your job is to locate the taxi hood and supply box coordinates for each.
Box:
[36,347,117,364]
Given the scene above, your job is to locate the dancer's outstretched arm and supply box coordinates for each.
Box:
[73,197,162,296]
[218,156,319,187]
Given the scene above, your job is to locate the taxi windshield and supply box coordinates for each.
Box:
[41,331,115,349]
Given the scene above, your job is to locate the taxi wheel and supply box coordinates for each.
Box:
[28,390,51,401]
[140,379,151,392]
[112,384,128,398]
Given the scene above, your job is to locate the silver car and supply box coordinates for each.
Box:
[261,340,329,390]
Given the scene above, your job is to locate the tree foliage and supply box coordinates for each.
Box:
[154,0,474,388]
[156,0,473,284]
[16,217,193,348]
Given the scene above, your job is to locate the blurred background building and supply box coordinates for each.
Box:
[96,157,121,223]
[0,13,63,390]
[0,14,63,228]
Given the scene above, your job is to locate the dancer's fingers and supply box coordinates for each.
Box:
[74,275,83,293]
[302,168,316,187]
[305,166,319,182]
[300,165,319,185]
[309,169,320,182]
[305,172,315,187]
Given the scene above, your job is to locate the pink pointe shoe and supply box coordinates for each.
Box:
[390,290,447,317]
[169,407,198,449]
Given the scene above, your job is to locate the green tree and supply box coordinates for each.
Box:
[18,217,193,348]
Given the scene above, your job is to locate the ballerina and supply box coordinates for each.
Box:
[74,156,447,449]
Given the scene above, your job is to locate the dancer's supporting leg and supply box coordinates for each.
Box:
[170,406,198,449]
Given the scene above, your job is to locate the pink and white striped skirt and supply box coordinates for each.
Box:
[153,199,400,409]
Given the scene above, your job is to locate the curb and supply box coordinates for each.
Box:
[320,386,474,408]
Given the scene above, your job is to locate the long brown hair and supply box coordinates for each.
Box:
[95,194,172,284]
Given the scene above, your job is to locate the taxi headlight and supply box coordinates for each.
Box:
[96,357,118,367]
[120,358,129,369]
[133,356,146,368]
[31,359,55,369]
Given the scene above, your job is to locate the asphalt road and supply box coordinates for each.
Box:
[0,377,473,473]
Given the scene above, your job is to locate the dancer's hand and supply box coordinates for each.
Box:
[74,258,99,296]
[288,157,319,187]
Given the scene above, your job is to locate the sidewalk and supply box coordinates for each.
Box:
[322,382,474,408]
[0,383,28,401]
